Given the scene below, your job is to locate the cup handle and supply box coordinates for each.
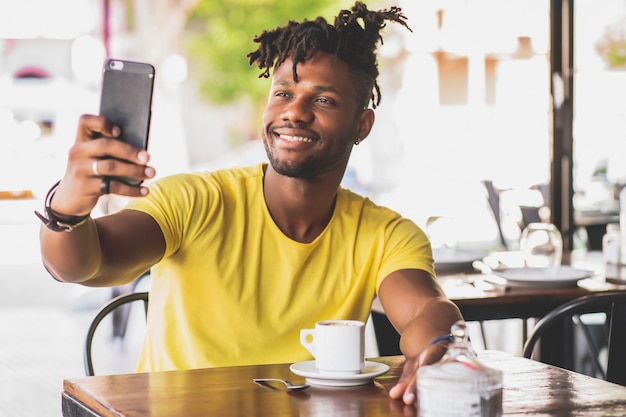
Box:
[300,329,315,356]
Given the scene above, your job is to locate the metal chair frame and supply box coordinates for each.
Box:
[83,291,149,376]
[522,291,626,386]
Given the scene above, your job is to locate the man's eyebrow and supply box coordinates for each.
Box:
[313,85,339,94]
[274,79,339,94]
[275,79,292,87]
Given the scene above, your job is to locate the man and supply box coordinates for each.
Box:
[38,2,462,405]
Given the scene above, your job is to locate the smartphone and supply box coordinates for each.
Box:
[99,58,155,185]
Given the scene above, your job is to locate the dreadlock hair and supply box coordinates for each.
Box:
[247,2,412,109]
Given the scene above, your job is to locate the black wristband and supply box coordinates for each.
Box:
[34,180,90,232]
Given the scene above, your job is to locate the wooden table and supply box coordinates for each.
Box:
[62,351,626,417]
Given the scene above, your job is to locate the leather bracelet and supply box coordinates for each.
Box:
[34,180,90,232]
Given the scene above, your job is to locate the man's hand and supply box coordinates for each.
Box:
[51,114,156,217]
[378,269,463,405]
[388,341,449,405]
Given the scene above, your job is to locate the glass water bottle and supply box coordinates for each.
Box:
[417,321,503,417]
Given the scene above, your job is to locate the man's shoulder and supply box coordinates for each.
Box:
[155,163,264,188]
[337,188,423,233]
[338,188,403,218]
[208,163,265,182]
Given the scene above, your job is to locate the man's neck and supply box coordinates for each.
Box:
[263,165,341,243]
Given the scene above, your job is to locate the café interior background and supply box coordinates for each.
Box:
[1,0,626,415]
[3,0,626,256]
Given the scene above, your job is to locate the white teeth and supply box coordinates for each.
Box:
[279,134,312,143]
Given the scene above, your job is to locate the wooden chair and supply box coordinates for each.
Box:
[522,292,626,386]
[84,291,149,376]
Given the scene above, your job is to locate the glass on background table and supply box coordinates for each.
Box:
[519,222,563,268]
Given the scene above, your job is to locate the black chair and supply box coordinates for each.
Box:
[110,272,150,339]
[482,179,507,249]
[482,180,547,250]
[84,291,149,376]
[522,292,626,386]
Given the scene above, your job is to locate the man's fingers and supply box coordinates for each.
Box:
[94,177,150,197]
[82,137,150,167]
[77,114,120,142]
[389,344,450,405]
[389,357,416,401]
[87,157,155,182]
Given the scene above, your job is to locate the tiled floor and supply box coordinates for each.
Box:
[0,262,131,417]
[1,306,88,417]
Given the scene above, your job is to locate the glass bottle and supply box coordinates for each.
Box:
[417,321,503,417]
[603,223,621,265]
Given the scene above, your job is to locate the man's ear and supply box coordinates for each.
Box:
[355,108,375,144]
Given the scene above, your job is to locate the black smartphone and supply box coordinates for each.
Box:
[99,58,155,185]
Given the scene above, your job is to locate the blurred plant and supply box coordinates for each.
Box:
[595,16,626,68]
[183,0,374,106]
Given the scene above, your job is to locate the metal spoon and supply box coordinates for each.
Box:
[253,378,310,391]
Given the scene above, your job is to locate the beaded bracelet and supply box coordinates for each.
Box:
[429,334,455,345]
[34,180,90,232]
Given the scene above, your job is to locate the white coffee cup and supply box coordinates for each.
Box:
[300,320,365,375]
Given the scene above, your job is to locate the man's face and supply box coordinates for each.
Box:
[261,52,370,179]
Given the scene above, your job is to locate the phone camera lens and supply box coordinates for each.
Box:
[109,60,125,70]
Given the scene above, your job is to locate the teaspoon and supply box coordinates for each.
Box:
[253,378,310,391]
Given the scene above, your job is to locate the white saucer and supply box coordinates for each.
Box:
[289,360,390,387]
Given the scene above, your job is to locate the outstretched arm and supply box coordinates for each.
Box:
[39,114,164,286]
[380,269,463,405]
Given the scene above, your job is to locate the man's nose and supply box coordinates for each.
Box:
[281,98,313,123]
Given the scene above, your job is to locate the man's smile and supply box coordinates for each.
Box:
[278,134,313,143]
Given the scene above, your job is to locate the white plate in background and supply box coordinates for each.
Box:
[492,266,593,288]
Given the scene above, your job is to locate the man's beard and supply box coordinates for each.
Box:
[261,127,353,179]
[263,139,320,179]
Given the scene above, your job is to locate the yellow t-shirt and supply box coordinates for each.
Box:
[125,163,433,372]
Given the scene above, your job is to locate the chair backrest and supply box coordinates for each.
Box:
[522,292,626,386]
[482,180,507,249]
[84,291,149,376]
[482,180,547,250]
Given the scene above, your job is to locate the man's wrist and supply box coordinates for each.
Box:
[429,334,454,345]
[35,180,90,232]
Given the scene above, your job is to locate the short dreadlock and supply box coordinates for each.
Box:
[247,2,411,109]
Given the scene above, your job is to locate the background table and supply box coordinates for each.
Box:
[372,275,626,354]
[62,352,626,417]
[372,251,626,359]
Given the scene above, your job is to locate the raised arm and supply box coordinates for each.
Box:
[380,269,463,405]
[39,115,164,287]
